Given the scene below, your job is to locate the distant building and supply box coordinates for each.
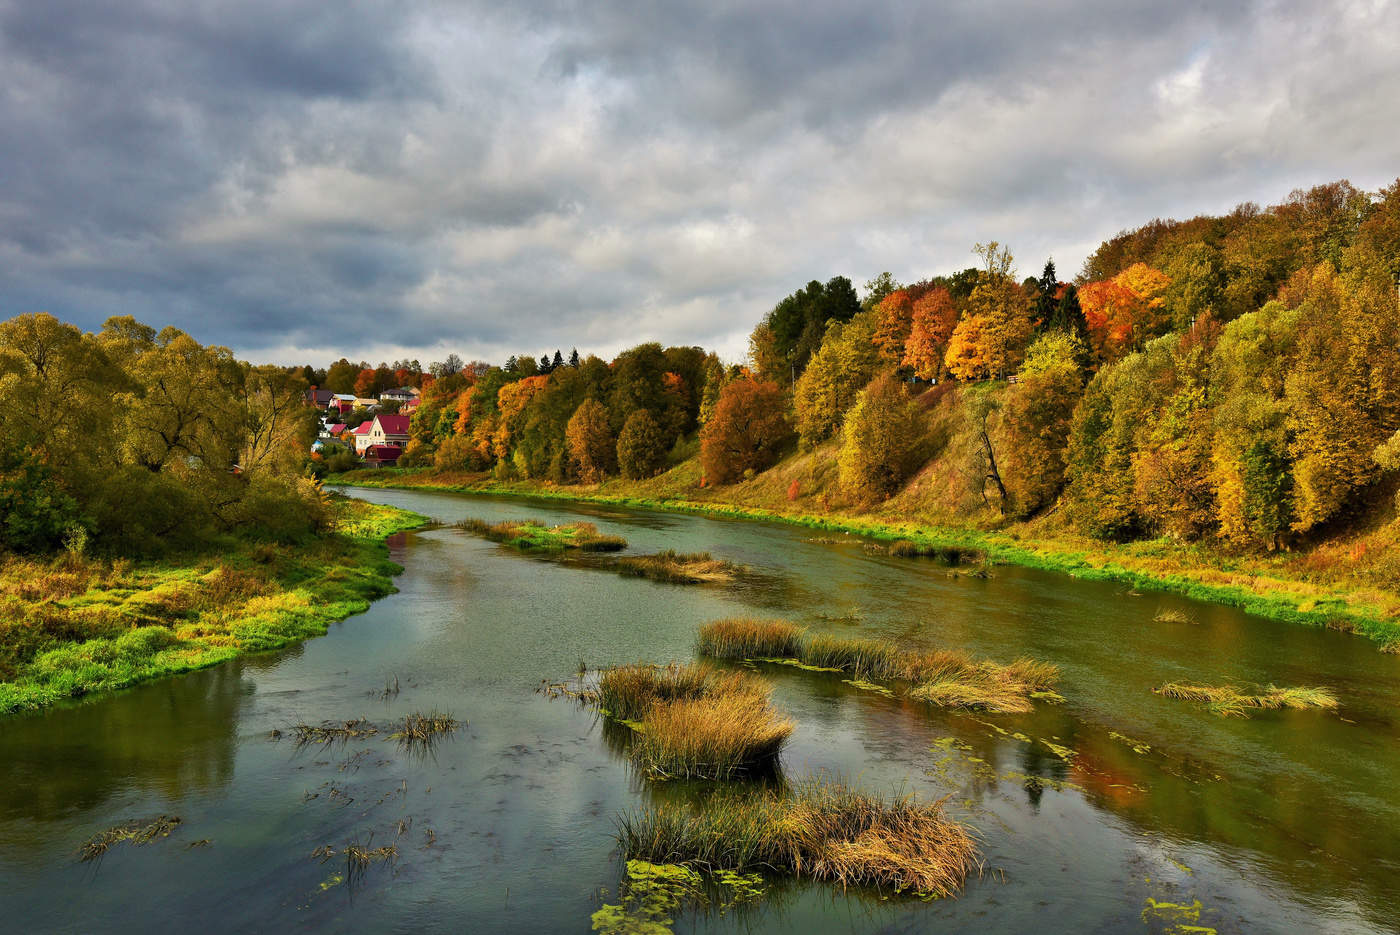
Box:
[379,386,419,404]
[304,387,335,408]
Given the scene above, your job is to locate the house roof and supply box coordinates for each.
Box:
[374,414,411,435]
[305,388,335,405]
[353,422,372,435]
[333,394,356,401]
[327,423,346,434]
[364,445,403,460]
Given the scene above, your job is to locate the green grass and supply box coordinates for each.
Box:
[0,497,425,716]
[1154,681,1340,718]
[328,468,1400,646]
[616,777,979,897]
[696,618,1056,714]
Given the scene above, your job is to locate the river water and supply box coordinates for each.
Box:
[2,486,1398,933]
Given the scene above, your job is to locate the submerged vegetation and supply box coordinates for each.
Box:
[697,618,1058,714]
[598,663,793,779]
[1155,682,1339,718]
[0,497,424,716]
[455,517,626,552]
[455,517,745,586]
[617,779,978,897]
[80,816,182,861]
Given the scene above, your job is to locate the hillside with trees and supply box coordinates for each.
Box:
[330,179,1400,636]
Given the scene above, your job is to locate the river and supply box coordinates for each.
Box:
[2,486,1398,933]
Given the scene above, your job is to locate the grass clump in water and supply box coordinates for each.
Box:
[887,541,979,564]
[696,618,1057,714]
[1153,609,1198,625]
[390,710,461,752]
[697,618,804,660]
[597,663,794,779]
[80,816,182,861]
[457,517,627,552]
[291,718,379,746]
[1155,682,1339,717]
[616,550,742,584]
[617,779,978,897]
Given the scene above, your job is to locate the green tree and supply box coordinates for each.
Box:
[1002,332,1086,516]
[793,312,880,447]
[617,409,667,479]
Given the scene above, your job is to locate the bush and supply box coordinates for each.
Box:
[0,445,82,553]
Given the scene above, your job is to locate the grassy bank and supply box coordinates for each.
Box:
[329,466,1400,647]
[0,497,426,716]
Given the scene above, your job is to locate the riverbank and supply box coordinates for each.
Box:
[330,467,1400,648]
[0,497,426,715]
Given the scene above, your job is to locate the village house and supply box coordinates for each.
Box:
[304,386,335,408]
[354,413,411,455]
[379,386,419,405]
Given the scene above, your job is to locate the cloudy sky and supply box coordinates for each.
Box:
[2,0,1397,367]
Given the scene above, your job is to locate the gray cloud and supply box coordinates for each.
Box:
[1,0,1397,367]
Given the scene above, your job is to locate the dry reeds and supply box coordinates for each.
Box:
[634,692,793,779]
[696,618,804,660]
[80,816,182,861]
[597,663,794,779]
[1155,681,1339,718]
[617,779,978,897]
[695,618,1058,714]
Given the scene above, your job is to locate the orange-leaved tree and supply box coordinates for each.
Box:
[565,398,615,483]
[871,290,915,365]
[901,287,958,380]
[699,378,793,485]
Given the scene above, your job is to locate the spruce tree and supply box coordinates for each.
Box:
[1034,259,1058,332]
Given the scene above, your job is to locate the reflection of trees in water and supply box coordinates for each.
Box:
[0,660,248,826]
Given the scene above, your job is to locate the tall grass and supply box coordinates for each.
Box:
[633,692,793,779]
[695,618,1058,714]
[1155,681,1339,718]
[617,778,978,896]
[597,663,794,779]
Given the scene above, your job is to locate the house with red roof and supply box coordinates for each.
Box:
[352,421,374,454]
[355,414,408,453]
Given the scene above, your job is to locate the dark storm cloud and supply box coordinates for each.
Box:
[1,0,1397,365]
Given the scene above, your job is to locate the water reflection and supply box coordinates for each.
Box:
[0,660,249,824]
